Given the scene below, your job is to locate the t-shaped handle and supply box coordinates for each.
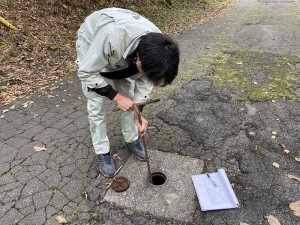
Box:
[113,98,160,112]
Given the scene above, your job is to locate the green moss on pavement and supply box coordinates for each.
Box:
[212,52,300,101]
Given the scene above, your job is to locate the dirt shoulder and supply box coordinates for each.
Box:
[0,0,233,105]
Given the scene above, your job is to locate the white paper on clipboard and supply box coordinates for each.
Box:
[192,168,240,211]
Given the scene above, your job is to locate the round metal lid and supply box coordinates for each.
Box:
[111,176,130,192]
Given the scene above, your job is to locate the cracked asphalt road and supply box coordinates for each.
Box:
[1,0,300,224]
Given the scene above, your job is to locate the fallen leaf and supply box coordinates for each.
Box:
[278,144,289,154]
[112,153,121,160]
[272,131,277,135]
[82,191,88,199]
[3,109,9,113]
[33,146,46,152]
[54,215,67,224]
[253,81,258,85]
[22,101,34,108]
[265,215,281,225]
[0,115,4,119]
[105,179,112,188]
[284,149,290,154]
[287,174,300,182]
[38,87,46,91]
[295,157,300,162]
[272,162,280,168]
[240,222,250,225]
[271,135,276,139]
[9,105,16,110]
[279,144,286,149]
[289,201,300,217]
[249,131,255,136]
[50,86,59,90]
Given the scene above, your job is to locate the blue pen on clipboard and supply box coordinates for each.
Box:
[207,174,218,187]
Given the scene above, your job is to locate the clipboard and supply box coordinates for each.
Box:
[192,168,240,211]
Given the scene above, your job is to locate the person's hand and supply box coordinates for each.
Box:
[133,106,148,137]
[113,94,148,136]
[113,93,135,111]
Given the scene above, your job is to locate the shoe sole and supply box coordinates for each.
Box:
[125,143,147,161]
[125,145,146,161]
[135,155,146,162]
[99,168,116,178]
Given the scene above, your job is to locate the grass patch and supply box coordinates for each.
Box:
[212,52,300,101]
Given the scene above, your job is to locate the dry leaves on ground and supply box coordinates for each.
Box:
[22,100,34,108]
[33,146,46,152]
[1,104,16,117]
[54,215,67,224]
[9,105,15,110]
[271,131,277,139]
[112,153,122,160]
[284,149,290,154]
[278,144,290,154]
[287,174,300,182]
[1,0,233,106]
[289,201,300,217]
[265,215,281,225]
[82,191,88,199]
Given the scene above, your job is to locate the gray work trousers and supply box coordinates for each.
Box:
[76,29,152,154]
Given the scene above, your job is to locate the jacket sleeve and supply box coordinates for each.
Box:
[133,75,154,104]
[77,27,113,89]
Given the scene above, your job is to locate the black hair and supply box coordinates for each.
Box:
[137,33,180,86]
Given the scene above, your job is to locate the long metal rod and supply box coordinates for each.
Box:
[100,165,124,202]
[138,112,152,183]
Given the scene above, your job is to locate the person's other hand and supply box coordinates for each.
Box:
[133,106,148,136]
[113,93,135,111]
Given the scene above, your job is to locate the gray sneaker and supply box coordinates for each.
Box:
[125,139,146,161]
[97,152,116,178]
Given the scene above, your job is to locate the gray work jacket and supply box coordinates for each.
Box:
[76,8,161,92]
